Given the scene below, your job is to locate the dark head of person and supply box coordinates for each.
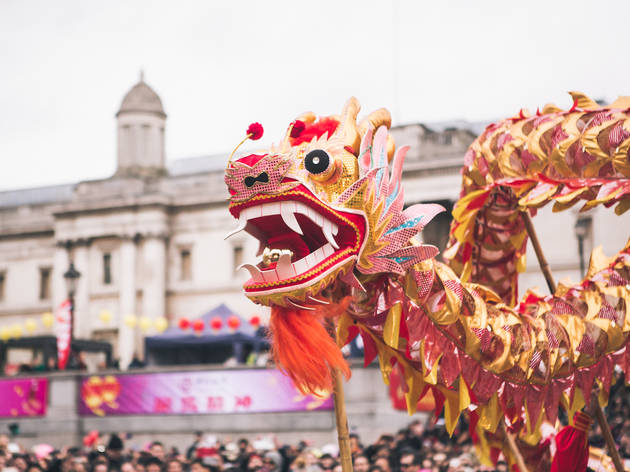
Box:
[398,452,420,472]
[144,457,163,472]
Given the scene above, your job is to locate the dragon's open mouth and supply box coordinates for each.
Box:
[227,188,366,302]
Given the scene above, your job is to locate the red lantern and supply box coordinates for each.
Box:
[210,316,223,332]
[178,318,190,330]
[249,315,261,328]
[227,315,241,332]
[192,319,204,334]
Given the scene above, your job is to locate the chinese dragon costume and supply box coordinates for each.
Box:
[224,94,630,468]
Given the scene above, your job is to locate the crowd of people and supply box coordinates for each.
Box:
[0,373,628,472]
[0,419,495,472]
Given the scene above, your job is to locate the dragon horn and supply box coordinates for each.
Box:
[334,97,362,155]
[358,108,396,162]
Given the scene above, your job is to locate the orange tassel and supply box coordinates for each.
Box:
[269,298,351,395]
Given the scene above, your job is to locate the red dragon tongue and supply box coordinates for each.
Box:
[269,302,351,395]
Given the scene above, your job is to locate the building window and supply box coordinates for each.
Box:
[103,253,112,285]
[233,245,243,273]
[180,249,192,281]
[39,267,51,300]
[0,271,5,301]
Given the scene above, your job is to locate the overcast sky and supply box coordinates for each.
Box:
[1,0,628,191]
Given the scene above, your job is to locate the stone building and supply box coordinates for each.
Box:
[1,77,628,369]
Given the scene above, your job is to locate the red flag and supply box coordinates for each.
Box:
[55,299,72,370]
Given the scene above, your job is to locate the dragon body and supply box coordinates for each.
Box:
[224,95,630,467]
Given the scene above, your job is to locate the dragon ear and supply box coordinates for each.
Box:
[358,108,396,162]
[334,97,362,155]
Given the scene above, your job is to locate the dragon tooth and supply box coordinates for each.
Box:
[276,253,294,279]
[322,243,334,258]
[261,269,278,283]
[307,295,329,305]
[332,222,338,236]
[306,206,324,227]
[281,206,303,235]
[237,264,264,283]
[224,216,247,239]
[292,257,308,275]
[322,222,339,249]
[287,299,315,311]
[316,246,328,263]
[261,202,280,216]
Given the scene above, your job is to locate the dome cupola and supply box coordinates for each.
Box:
[115,72,167,177]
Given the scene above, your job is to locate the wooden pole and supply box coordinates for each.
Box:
[502,423,529,472]
[520,210,624,472]
[592,397,625,472]
[332,367,353,472]
[521,211,556,293]
[324,317,353,472]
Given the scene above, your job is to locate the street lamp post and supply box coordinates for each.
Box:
[63,262,81,354]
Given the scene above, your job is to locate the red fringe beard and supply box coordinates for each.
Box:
[269,298,351,395]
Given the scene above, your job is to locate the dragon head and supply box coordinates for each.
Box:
[225,97,444,308]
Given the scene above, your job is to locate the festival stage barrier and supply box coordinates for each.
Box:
[0,377,48,417]
[78,369,333,417]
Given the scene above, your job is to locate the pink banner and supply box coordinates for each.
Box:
[0,377,48,417]
[79,369,333,416]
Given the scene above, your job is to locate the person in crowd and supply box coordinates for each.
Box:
[316,454,335,472]
[190,459,207,472]
[186,433,203,461]
[352,455,369,472]
[166,460,183,472]
[373,457,390,472]
[12,455,28,472]
[91,460,108,472]
[144,458,162,472]
[148,444,165,463]
[262,452,282,472]
[70,458,88,472]
[0,449,7,472]
[348,436,362,458]
[106,435,124,472]
[398,451,420,472]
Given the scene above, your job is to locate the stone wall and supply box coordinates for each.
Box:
[4,365,418,450]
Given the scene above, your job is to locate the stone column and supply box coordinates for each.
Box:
[139,234,167,358]
[118,237,137,370]
[52,243,70,314]
[72,241,90,339]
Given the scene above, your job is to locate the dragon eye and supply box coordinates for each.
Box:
[304,150,331,175]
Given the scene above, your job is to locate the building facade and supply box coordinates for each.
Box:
[1,78,628,369]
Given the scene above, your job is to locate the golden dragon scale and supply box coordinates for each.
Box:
[224,93,630,466]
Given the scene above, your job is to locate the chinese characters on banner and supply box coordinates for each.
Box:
[0,377,48,417]
[79,369,333,417]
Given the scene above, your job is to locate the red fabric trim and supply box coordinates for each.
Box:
[550,412,592,472]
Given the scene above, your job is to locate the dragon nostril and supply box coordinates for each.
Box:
[257,172,269,183]
[243,172,269,188]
